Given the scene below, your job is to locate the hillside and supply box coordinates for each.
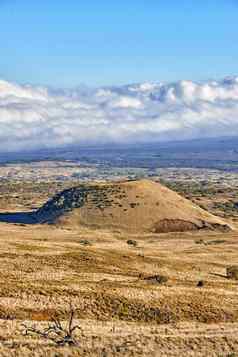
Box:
[0,177,238,356]
[34,179,230,233]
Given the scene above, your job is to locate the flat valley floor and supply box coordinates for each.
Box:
[0,176,238,356]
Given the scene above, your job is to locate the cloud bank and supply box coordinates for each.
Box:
[0,76,238,152]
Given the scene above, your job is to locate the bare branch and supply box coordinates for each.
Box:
[21,304,81,347]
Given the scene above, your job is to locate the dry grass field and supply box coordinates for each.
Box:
[0,178,237,356]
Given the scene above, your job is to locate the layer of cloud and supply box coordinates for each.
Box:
[0,76,238,152]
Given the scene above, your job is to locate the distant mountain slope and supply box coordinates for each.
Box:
[35,179,230,233]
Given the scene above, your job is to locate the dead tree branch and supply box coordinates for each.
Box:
[22,304,81,347]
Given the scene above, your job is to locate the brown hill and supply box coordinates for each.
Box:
[35,179,231,233]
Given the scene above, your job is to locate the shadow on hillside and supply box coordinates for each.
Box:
[0,211,38,224]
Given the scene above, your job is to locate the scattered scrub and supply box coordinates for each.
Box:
[195,239,226,245]
[195,239,205,244]
[197,280,204,287]
[144,275,168,285]
[227,266,238,280]
[206,239,226,245]
[79,239,92,246]
[213,202,238,214]
[127,240,138,247]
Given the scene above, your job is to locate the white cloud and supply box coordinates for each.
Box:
[0,77,238,152]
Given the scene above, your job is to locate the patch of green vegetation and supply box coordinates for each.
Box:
[161,180,220,198]
[213,201,238,213]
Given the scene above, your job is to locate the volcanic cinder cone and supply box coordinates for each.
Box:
[35,179,231,233]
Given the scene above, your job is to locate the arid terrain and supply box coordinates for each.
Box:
[0,166,238,356]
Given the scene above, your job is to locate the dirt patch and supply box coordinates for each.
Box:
[152,219,199,233]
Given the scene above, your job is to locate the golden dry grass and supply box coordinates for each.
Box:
[0,221,237,355]
[0,179,237,355]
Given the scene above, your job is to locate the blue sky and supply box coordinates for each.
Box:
[0,0,237,87]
